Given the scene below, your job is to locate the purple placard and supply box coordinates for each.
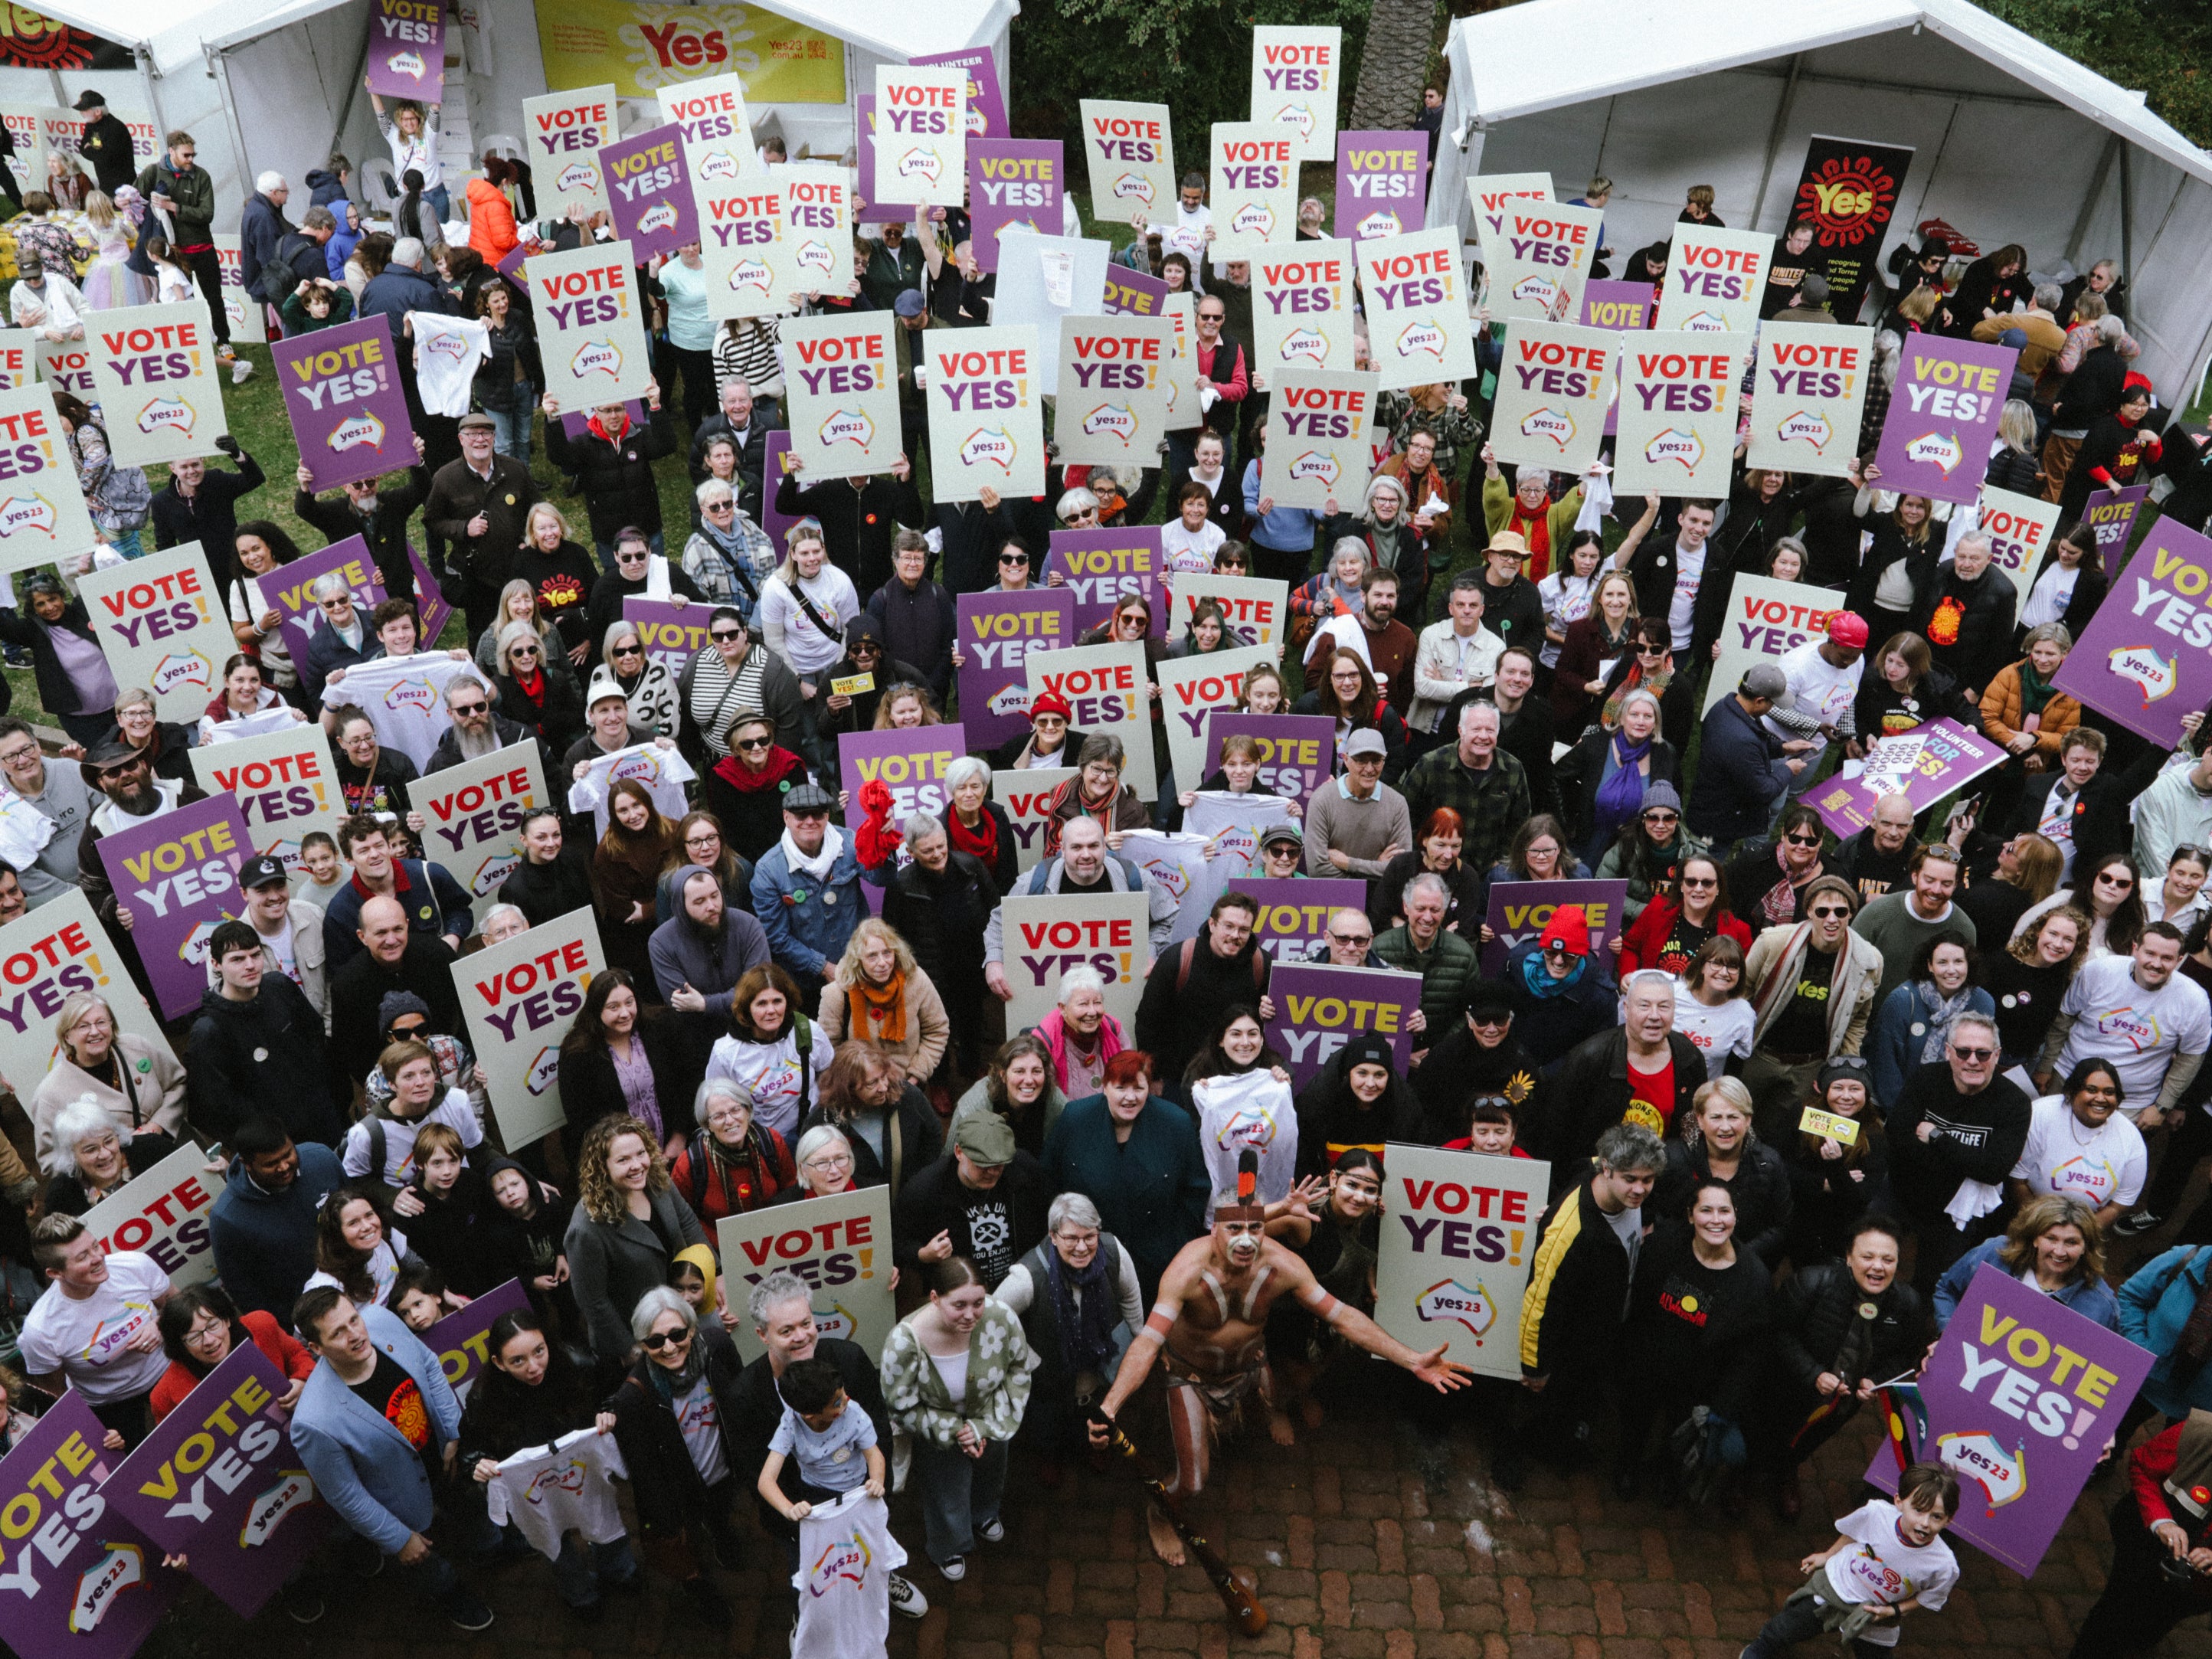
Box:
[273,315,418,491]
[109,1343,331,1615]
[102,793,256,1018]
[600,126,697,261]
[270,535,453,672]
[365,0,444,103]
[1874,335,2020,505]
[2053,516,2212,747]
[912,47,1009,141]
[1478,878,1630,974]
[495,241,532,281]
[2081,483,2151,569]
[1043,526,1166,636]
[621,596,712,679]
[1581,281,1654,437]
[1243,876,1369,963]
[764,431,802,544]
[423,1278,533,1401]
[558,397,648,441]
[837,725,969,821]
[1333,130,1427,242]
[853,97,902,225]
[1202,711,1333,809]
[1101,266,1171,317]
[1811,716,2008,838]
[967,140,1065,275]
[1864,1263,2153,1576]
[957,589,1078,748]
[1263,960,1422,1091]
[0,1392,182,1655]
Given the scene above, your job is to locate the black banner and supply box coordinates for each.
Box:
[1788,135,1916,326]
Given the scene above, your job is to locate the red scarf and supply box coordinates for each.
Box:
[587,413,629,446]
[1508,501,1553,578]
[712,746,804,794]
[947,807,999,872]
[513,666,546,708]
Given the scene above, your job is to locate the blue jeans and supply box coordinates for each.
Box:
[426,184,452,224]
[1742,1585,1889,1657]
[911,1436,1007,1566]
[487,391,536,464]
[548,1533,638,1608]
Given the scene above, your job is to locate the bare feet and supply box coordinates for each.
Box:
[1268,1409,1298,1448]
[1147,1505,1187,1568]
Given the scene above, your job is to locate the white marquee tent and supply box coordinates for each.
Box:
[0,0,1012,227]
[1429,0,2212,398]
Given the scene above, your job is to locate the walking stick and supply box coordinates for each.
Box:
[1088,1409,1268,1637]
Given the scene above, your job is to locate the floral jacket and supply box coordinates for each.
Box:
[881,1301,1036,1448]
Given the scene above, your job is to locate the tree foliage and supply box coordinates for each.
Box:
[1981,0,2212,146]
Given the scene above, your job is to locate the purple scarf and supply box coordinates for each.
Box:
[1589,731,1654,852]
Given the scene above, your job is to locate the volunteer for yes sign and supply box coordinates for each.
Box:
[458,908,606,1148]
[1250,26,1340,162]
[1262,369,1378,511]
[1874,335,2018,505]
[1335,131,1426,241]
[1612,334,1744,497]
[718,1189,895,1364]
[1655,224,1775,334]
[1209,124,1296,260]
[100,794,254,1019]
[1747,322,1874,477]
[414,743,551,905]
[1359,229,1475,391]
[872,64,965,208]
[188,723,342,879]
[1253,239,1353,371]
[1001,892,1151,1036]
[531,242,653,405]
[957,589,1073,748]
[88,302,227,467]
[1489,321,1614,474]
[2055,516,2212,746]
[0,892,170,1094]
[782,312,900,475]
[1264,962,1422,1090]
[1055,317,1171,467]
[79,541,227,721]
[522,86,617,214]
[927,326,1045,500]
[0,381,99,573]
[1079,100,1174,221]
[1028,640,1159,798]
[1376,1144,1553,1382]
[273,315,414,490]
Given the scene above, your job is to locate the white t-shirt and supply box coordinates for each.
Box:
[1191,1071,1300,1216]
[257,916,300,988]
[1769,638,1863,737]
[2054,955,2212,1118]
[19,1251,172,1403]
[707,1027,832,1140]
[674,1373,728,1484]
[486,1428,630,1559]
[1160,518,1225,574]
[1670,992,1756,1081]
[2010,1091,2147,1209]
[2020,561,2077,632]
[1667,542,1707,651]
[1537,571,1597,668]
[792,1491,906,1659]
[762,567,861,678]
[1819,1499,1960,1646]
[410,313,490,418]
[342,1088,484,1185]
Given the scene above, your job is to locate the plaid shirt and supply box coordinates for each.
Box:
[682,513,777,615]
[1400,744,1531,874]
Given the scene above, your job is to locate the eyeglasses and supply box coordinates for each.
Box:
[639,1327,694,1351]
[0,747,36,767]
[1783,831,1822,847]
[448,700,487,716]
[804,1151,852,1173]
[1808,905,1850,919]
[710,629,744,643]
[704,500,735,513]
[735,735,774,751]
[1949,1045,1996,1062]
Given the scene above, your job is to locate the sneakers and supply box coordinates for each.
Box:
[888,1572,928,1618]
[444,1590,495,1632]
[283,1587,326,1625]
[2112,1210,2164,1237]
[938,1554,967,1582]
[230,358,256,384]
[977,1517,1005,1545]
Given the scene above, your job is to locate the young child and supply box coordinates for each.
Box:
[1741,1463,1961,1656]
[670,1245,718,1323]
[757,1356,888,1523]
[1445,1096,1534,1158]
[391,1258,458,1335]
[294,830,350,910]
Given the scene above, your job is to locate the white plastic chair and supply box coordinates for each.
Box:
[358,156,399,212]
[480,133,522,162]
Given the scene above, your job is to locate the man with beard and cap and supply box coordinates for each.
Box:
[650,862,772,1083]
[186,918,347,1147]
[1088,1150,1471,1565]
[1413,977,1547,1143]
[327,894,465,1095]
[76,739,208,997]
[496,807,594,927]
[420,672,555,778]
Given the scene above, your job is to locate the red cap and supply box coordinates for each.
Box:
[1827,610,1870,649]
[1029,691,1072,723]
[1540,905,1592,957]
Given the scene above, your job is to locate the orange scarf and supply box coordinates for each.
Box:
[847,969,908,1046]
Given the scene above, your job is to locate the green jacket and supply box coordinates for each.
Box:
[136,159,217,248]
[1375,924,1482,1038]
[881,1301,1034,1447]
[1399,745,1531,875]
[1593,827,1712,920]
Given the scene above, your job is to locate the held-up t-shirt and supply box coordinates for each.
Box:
[486,1429,629,1559]
[1765,943,1839,1055]
[2010,1091,2147,1209]
[1818,1499,1960,1647]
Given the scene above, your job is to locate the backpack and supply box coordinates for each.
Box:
[1173,937,1266,995]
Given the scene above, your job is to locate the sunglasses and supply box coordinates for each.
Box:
[735,735,774,751]
[1637,644,1667,657]
[1679,875,1716,888]
[612,643,643,658]
[617,548,650,562]
[639,1327,693,1351]
[704,500,735,512]
[509,645,540,658]
[1949,1046,1996,1062]
[999,552,1028,564]
[2097,872,2134,887]
[1469,1013,1510,1028]
[710,629,744,643]
[1642,810,1680,823]
[1809,905,1850,919]
[1329,931,1372,946]
[448,700,488,716]
[1783,831,1822,846]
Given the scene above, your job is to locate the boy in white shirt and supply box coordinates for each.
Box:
[1741,1463,1962,1655]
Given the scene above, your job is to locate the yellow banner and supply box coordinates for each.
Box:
[533,0,844,104]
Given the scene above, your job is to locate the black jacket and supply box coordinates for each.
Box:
[795,1085,944,1203]
[1553,728,1680,855]
[328,935,464,1090]
[423,715,553,781]
[1504,941,1618,1071]
[1135,924,1271,1088]
[581,565,702,672]
[294,466,434,602]
[1650,1138,1794,1266]
[726,1337,888,1535]
[424,454,542,612]
[1294,1055,1425,1178]
[185,977,348,1150]
[1885,1065,2033,1224]
[687,404,779,516]
[2022,549,2109,646]
[498,846,597,927]
[1412,1019,1547,1144]
[2004,767,2142,876]
[865,576,957,702]
[1782,1121,1890,1263]
[1771,1263,1929,1394]
[2054,342,2127,430]
[605,1324,747,1535]
[773,470,924,597]
[496,663,587,754]
[1907,567,2017,697]
[1844,522,1941,623]
[876,850,996,1005]
[546,407,678,543]
[1541,1027,1705,1169]
[152,451,267,554]
[984,728,1090,774]
[0,600,100,724]
[1628,1220,1772,1418]
[891,1150,1050,1279]
[78,111,136,196]
[1521,1175,1638,1378]
[558,1023,695,1147]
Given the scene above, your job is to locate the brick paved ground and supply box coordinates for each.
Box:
[132,1389,2212,1659]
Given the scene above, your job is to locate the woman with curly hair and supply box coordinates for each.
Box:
[562,1114,712,1363]
[816,917,949,1084]
[948,1034,1065,1157]
[1932,1189,2115,1330]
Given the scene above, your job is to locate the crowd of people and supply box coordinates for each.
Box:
[5,45,2212,1659]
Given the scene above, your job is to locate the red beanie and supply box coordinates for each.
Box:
[1540,905,1592,957]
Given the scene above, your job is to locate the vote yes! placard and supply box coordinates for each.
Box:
[456,906,607,1147]
[925,326,1045,501]
[522,85,617,214]
[530,241,653,407]
[0,380,100,572]
[780,311,901,476]
[89,301,228,467]
[1024,640,1158,800]
[872,63,966,208]
[79,540,228,720]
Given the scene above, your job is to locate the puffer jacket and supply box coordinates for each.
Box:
[1373,924,1481,1042]
[1771,1262,1930,1394]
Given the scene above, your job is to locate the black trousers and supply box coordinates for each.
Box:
[2070,1498,2212,1657]
[185,246,231,348]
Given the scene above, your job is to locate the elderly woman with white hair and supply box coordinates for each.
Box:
[992,1189,1144,1478]
[480,903,532,947]
[774,1124,862,1205]
[1032,964,1128,1100]
[682,474,775,620]
[668,1076,796,1224]
[1481,441,1589,583]
[938,756,1019,892]
[598,618,680,738]
[28,990,186,1164]
[1556,685,1680,865]
[876,809,1000,1078]
[41,1097,169,1216]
